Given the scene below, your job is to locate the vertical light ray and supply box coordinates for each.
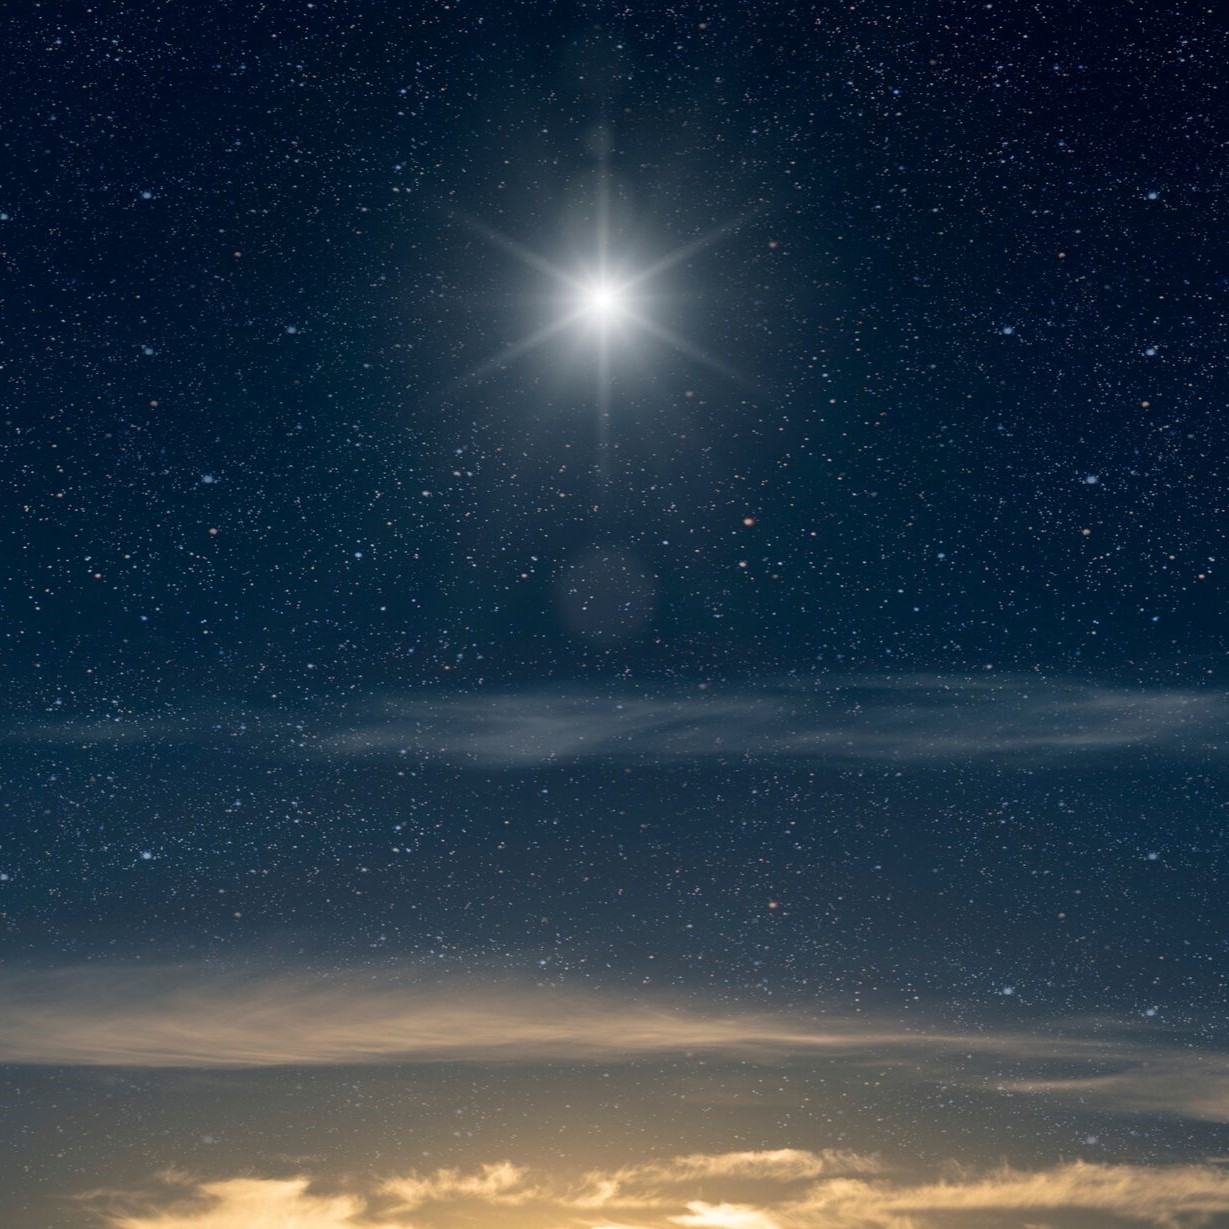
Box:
[595,159,614,478]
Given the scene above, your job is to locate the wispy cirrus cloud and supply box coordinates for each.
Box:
[8,674,1224,767]
[312,675,1229,766]
[996,1054,1229,1125]
[4,964,1229,1129]
[0,965,942,1068]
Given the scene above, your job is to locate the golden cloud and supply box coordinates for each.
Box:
[671,1202,783,1229]
[796,1161,1229,1225]
[101,1177,389,1229]
[0,966,951,1067]
[7,966,1229,1131]
[87,1153,1229,1229]
[385,1162,533,1210]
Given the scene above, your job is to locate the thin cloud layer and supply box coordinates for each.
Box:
[9,675,1223,766]
[997,1053,1229,1124]
[296,675,1229,765]
[0,965,927,1067]
[87,1152,1229,1229]
[5,965,1229,1129]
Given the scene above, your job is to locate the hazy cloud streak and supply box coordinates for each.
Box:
[9,675,1224,767]
[5,965,1229,1132]
[0,966,942,1068]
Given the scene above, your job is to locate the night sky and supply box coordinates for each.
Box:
[3,3,1229,1228]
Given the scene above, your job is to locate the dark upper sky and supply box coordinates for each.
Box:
[2,4,1228,1229]
[4,0,1225,688]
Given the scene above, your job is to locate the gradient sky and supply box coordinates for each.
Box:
[2,2,1228,1227]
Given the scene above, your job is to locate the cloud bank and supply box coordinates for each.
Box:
[87,1151,1229,1229]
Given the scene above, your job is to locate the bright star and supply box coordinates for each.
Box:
[450,197,747,405]
[580,280,626,326]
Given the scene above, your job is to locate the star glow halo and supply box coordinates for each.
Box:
[455,205,745,400]
[578,278,628,329]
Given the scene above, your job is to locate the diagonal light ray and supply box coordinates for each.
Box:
[621,308,746,385]
[460,216,586,292]
[444,307,590,393]
[454,197,749,405]
[619,212,755,292]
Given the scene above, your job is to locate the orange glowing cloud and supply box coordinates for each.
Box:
[84,1154,1229,1229]
[101,1177,390,1229]
[0,965,952,1067]
[8,965,1229,1130]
